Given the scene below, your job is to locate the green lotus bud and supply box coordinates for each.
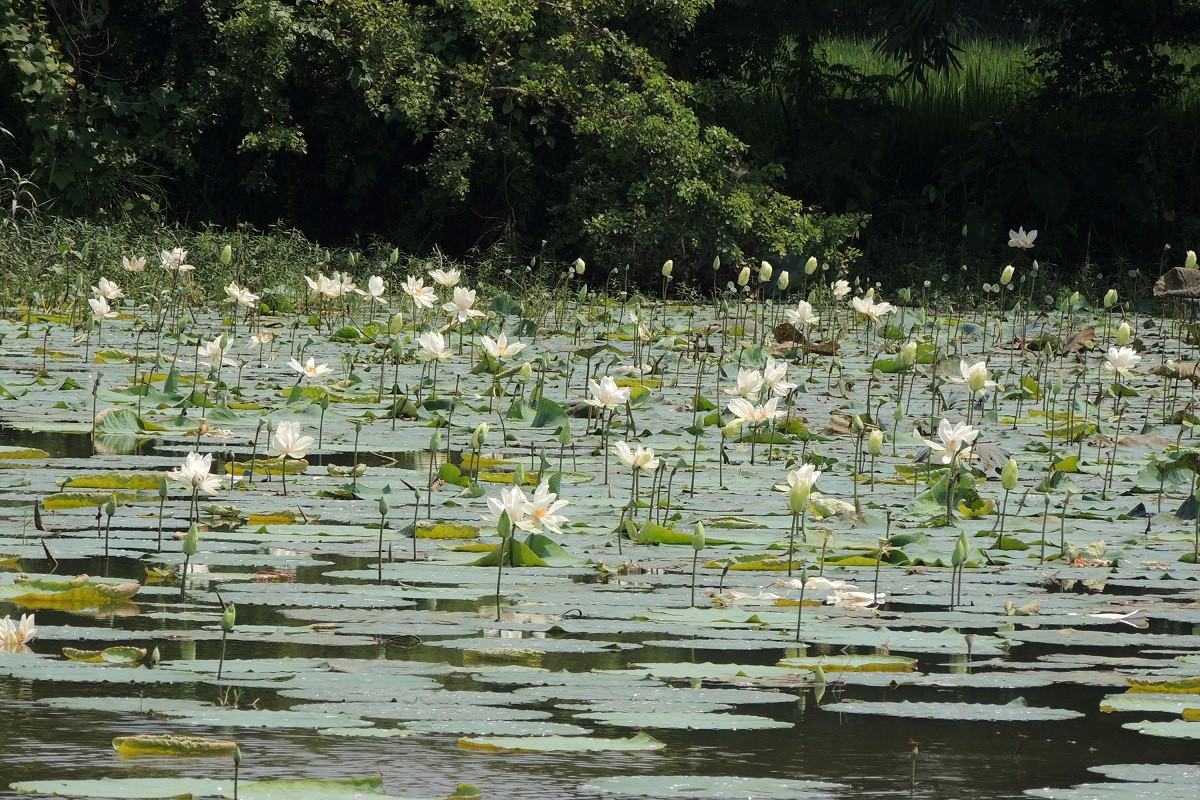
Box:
[661,259,674,278]
[867,429,883,457]
[712,255,721,271]
[220,603,236,632]
[105,495,117,518]
[1104,288,1118,308]
[777,271,789,291]
[497,509,512,538]
[901,341,917,367]
[805,256,818,275]
[721,419,743,439]
[1001,458,1018,491]
[558,424,572,445]
[852,414,864,434]
[788,482,809,515]
[388,312,405,334]
[429,429,441,451]
[759,261,772,282]
[390,247,400,264]
[893,401,905,422]
[1000,265,1014,286]
[1115,321,1132,346]
[691,521,705,551]
[470,422,489,450]
[183,522,198,556]
[951,531,968,567]
[378,495,389,516]
[1069,290,1081,307]
[813,665,825,685]
[159,476,169,499]
[147,646,160,669]
[220,244,232,266]
[512,461,524,487]
[573,258,585,275]
[737,266,750,287]
[517,362,533,383]
[1187,250,1197,269]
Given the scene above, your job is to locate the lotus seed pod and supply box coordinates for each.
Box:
[691,521,705,551]
[805,256,818,275]
[1001,458,1018,491]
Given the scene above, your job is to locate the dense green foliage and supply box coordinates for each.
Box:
[2,1,1199,284]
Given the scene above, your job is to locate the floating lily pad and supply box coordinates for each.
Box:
[458,732,665,752]
[581,775,847,799]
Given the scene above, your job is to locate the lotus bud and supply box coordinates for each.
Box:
[430,429,442,451]
[759,261,772,282]
[389,247,400,264]
[573,258,585,275]
[557,424,571,445]
[1001,458,1018,491]
[1116,321,1133,346]
[951,532,968,566]
[147,647,160,669]
[813,665,825,685]
[1000,265,1014,286]
[867,429,883,457]
[777,271,789,291]
[901,341,917,367]
[805,256,818,275]
[105,495,117,518]
[661,259,674,278]
[712,255,721,271]
[388,312,405,334]
[893,401,905,422]
[737,266,750,286]
[378,495,389,516]
[158,477,169,500]
[852,414,864,434]
[183,522,198,556]
[512,461,524,487]
[691,521,705,551]
[497,509,512,538]
[470,422,489,450]
[517,362,533,382]
[788,482,810,515]
[721,419,743,439]
[1188,250,1197,269]
[220,603,236,632]
[1104,288,1118,308]
[220,244,232,266]
[967,369,988,395]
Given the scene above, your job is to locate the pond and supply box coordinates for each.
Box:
[2,276,1200,800]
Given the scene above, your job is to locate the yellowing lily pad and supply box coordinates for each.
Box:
[112,734,239,757]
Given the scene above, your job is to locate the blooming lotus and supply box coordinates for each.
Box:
[270,420,315,460]
[785,300,819,327]
[587,376,631,410]
[1104,346,1141,377]
[519,481,570,534]
[88,296,117,320]
[481,333,526,360]
[762,357,797,396]
[249,331,274,347]
[403,276,438,309]
[304,273,342,300]
[418,331,451,362]
[785,464,822,494]
[197,335,235,368]
[727,397,782,425]
[122,255,146,273]
[443,287,486,325]
[925,419,979,465]
[484,485,529,530]
[93,277,123,301]
[851,296,894,324]
[613,441,659,474]
[1008,226,1037,249]
[171,452,222,495]
[951,360,996,395]
[366,275,386,301]
[428,267,461,288]
[0,613,36,653]
[334,272,358,296]
[160,248,193,272]
[224,282,259,309]
[288,356,332,379]
[830,279,851,300]
[727,368,764,399]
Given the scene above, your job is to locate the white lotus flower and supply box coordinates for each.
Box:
[925,419,979,465]
[587,376,631,410]
[831,279,851,299]
[249,331,274,347]
[727,368,764,399]
[366,275,386,301]
[785,300,819,327]
[613,441,659,474]
[224,281,259,308]
[429,267,462,288]
[727,397,782,425]
[484,485,529,530]
[160,248,193,272]
[270,420,315,460]
[1008,226,1037,249]
[93,277,123,301]
[519,481,570,534]
[88,296,117,320]
[785,464,822,493]
[851,296,894,324]
[443,287,486,325]
[122,255,146,273]
[304,273,342,299]
[481,333,526,360]
[288,356,332,379]
[951,359,996,394]
[762,357,797,396]
[1104,346,1141,377]
[334,272,358,296]
[171,452,222,495]
[403,276,438,309]
[0,613,37,653]
[418,331,451,362]
[197,335,235,368]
